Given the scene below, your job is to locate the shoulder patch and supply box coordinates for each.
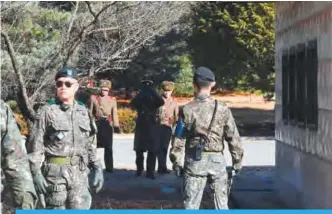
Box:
[48,98,57,105]
[77,100,86,106]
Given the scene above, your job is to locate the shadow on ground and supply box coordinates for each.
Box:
[90,166,284,209]
[230,107,274,137]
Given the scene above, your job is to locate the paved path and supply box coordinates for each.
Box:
[99,134,275,170]
[91,135,284,209]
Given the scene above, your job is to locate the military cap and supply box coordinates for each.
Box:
[161,81,175,91]
[55,67,79,81]
[99,80,112,89]
[194,67,215,82]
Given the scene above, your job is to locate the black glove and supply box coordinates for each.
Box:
[228,168,240,178]
[172,164,184,177]
[113,126,121,134]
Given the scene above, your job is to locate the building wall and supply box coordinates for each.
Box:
[275,2,332,208]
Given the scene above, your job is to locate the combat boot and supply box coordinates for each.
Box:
[146,172,156,180]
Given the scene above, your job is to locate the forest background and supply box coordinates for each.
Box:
[0,1,275,135]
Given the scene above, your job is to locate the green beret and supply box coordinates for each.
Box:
[99,80,112,89]
[161,81,175,91]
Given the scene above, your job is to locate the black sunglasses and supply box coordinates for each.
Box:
[56,81,77,88]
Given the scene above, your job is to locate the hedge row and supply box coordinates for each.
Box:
[13,106,137,135]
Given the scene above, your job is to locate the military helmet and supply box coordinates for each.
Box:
[99,80,112,89]
[55,67,79,81]
[161,81,175,91]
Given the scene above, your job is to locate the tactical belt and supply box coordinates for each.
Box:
[187,150,223,156]
[45,156,81,165]
[202,151,223,155]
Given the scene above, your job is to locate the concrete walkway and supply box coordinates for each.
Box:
[92,135,286,209]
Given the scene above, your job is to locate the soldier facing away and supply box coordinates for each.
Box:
[27,67,104,209]
[169,67,244,209]
[89,80,120,173]
[0,99,37,210]
[130,78,164,179]
[155,81,179,174]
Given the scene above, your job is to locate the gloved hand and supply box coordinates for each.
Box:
[113,126,121,134]
[228,167,240,178]
[172,164,184,177]
[91,167,104,193]
[33,171,48,195]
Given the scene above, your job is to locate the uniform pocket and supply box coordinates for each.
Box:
[49,120,71,143]
[209,155,227,173]
[210,155,223,163]
[77,115,92,138]
[45,187,67,207]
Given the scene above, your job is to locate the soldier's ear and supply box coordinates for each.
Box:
[210,81,216,88]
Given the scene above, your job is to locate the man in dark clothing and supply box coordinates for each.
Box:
[130,78,164,179]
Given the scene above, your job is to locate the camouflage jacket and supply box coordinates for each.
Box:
[0,99,37,207]
[27,100,101,175]
[169,92,244,170]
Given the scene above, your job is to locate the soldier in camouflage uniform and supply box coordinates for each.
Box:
[169,67,244,209]
[130,78,164,179]
[1,99,37,210]
[89,80,120,173]
[155,81,179,174]
[27,67,104,209]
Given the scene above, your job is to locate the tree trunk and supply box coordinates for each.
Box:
[1,31,36,122]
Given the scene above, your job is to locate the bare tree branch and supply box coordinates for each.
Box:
[66,1,79,42]
[1,31,35,121]
[85,1,97,19]
[64,2,116,66]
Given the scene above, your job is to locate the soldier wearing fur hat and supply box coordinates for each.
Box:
[155,81,179,174]
[89,79,120,173]
[130,78,164,179]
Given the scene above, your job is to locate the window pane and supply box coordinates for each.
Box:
[306,39,318,128]
[296,44,306,124]
[282,49,289,124]
[289,47,296,122]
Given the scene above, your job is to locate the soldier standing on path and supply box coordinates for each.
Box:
[1,99,37,210]
[169,67,244,209]
[89,80,120,173]
[27,67,104,209]
[155,81,179,174]
[130,78,164,179]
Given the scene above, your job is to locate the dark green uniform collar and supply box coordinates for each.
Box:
[48,98,85,111]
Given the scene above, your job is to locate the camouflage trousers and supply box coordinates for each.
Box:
[182,153,229,209]
[41,161,91,209]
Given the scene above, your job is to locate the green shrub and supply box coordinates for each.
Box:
[7,100,19,113]
[118,107,137,133]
